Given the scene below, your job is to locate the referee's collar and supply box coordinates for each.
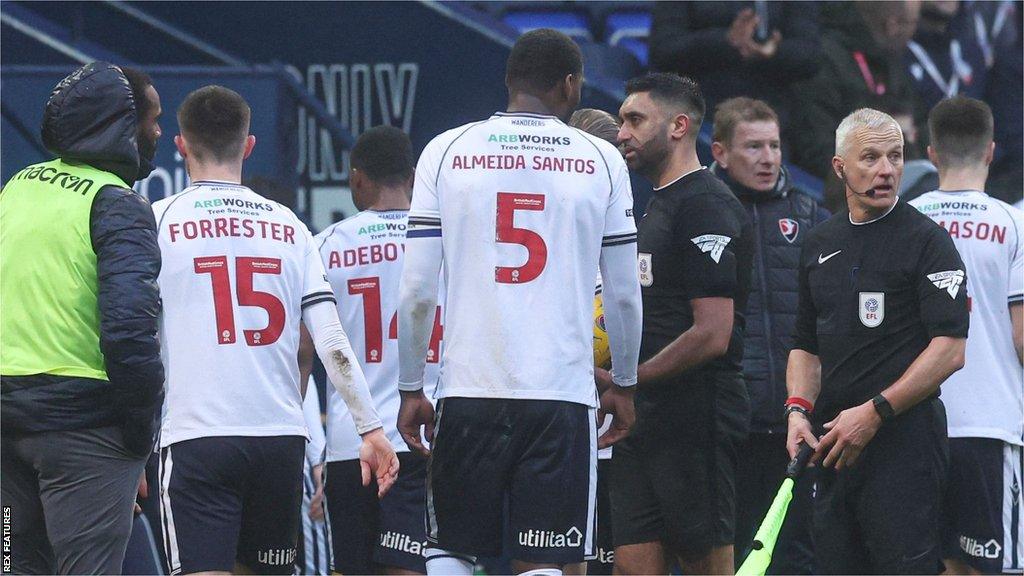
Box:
[654,166,706,191]
[849,197,899,226]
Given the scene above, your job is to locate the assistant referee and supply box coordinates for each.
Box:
[786,108,969,573]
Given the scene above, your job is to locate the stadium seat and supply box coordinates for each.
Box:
[578,40,641,87]
[605,12,651,66]
[503,10,593,42]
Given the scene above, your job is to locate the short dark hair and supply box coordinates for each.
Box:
[350,125,414,186]
[928,96,994,169]
[506,29,583,95]
[712,97,779,145]
[177,85,251,163]
[625,73,706,134]
[569,108,620,146]
[121,66,153,120]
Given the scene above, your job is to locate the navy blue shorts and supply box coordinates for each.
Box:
[159,436,305,575]
[325,452,429,574]
[426,397,597,564]
[942,438,1023,573]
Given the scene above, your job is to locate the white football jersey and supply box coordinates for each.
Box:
[911,190,1024,444]
[407,112,636,407]
[316,210,441,461]
[154,181,335,447]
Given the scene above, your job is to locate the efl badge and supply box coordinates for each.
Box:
[859,292,885,328]
[927,270,965,299]
[638,253,653,287]
[778,218,799,243]
[691,234,731,263]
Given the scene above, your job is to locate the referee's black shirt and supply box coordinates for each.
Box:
[792,199,969,424]
[637,167,754,376]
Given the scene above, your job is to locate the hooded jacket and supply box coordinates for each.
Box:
[1,62,163,456]
[711,164,830,434]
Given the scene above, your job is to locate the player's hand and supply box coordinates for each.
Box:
[309,463,325,521]
[397,390,435,457]
[594,366,614,395]
[359,428,400,499]
[786,410,818,461]
[598,384,636,449]
[814,402,882,470]
[134,470,147,514]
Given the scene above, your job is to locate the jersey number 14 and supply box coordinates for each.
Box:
[348,276,443,364]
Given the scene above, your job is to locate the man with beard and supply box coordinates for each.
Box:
[787,108,969,572]
[609,72,753,575]
[0,62,165,573]
[709,97,828,574]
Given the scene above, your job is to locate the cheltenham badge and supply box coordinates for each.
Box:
[778,218,799,243]
[859,292,884,328]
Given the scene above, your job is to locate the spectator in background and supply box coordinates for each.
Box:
[709,97,828,575]
[0,62,165,574]
[649,2,820,125]
[985,1,1023,205]
[788,1,924,212]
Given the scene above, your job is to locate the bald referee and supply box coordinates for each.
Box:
[786,108,969,573]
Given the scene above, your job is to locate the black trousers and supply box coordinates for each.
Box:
[734,432,815,574]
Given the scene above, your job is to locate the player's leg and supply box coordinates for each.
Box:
[324,458,380,574]
[160,437,246,575]
[812,461,870,574]
[507,401,596,574]
[236,436,305,575]
[425,398,511,574]
[31,426,148,574]
[608,433,667,575]
[374,452,430,575]
[941,438,1020,575]
[1,433,55,574]
[856,399,947,574]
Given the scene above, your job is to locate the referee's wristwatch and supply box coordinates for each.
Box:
[871,394,896,422]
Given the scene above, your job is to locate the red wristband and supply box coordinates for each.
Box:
[785,396,814,413]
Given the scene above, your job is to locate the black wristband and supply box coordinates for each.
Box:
[785,405,810,419]
[872,394,896,421]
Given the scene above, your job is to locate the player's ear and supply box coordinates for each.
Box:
[242,135,256,160]
[985,141,995,165]
[174,134,188,159]
[668,112,690,141]
[926,145,939,167]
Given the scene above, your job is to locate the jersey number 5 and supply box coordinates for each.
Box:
[347,276,443,364]
[495,192,547,284]
[194,256,285,346]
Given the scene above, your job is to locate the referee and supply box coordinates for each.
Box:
[787,108,969,573]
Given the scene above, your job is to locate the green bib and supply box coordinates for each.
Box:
[1,159,130,379]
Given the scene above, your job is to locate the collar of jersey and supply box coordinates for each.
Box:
[191,179,246,188]
[934,188,984,195]
[654,166,706,191]
[849,196,899,226]
[493,111,560,121]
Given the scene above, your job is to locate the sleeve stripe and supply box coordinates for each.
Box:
[300,296,337,310]
[1009,293,1023,303]
[602,237,637,247]
[407,229,442,238]
[408,217,442,226]
[301,291,335,303]
[603,232,637,241]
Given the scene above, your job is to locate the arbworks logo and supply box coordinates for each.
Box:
[194,198,275,211]
[518,527,583,548]
[489,134,571,146]
[358,222,407,235]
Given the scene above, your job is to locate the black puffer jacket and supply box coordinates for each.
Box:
[1,62,163,457]
[711,164,829,434]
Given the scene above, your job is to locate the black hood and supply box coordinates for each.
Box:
[710,162,793,203]
[40,62,148,184]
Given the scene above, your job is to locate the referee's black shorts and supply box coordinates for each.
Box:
[609,371,749,558]
[814,398,949,574]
